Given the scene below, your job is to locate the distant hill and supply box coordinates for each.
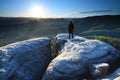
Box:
[0,15,120,41]
[72,15,120,38]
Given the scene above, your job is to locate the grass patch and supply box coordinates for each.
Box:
[85,36,120,51]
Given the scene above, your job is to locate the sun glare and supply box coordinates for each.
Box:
[30,5,46,18]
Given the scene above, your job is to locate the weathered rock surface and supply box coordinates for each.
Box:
[0,37,51,80]
[55,33,86,55]
[89,63,109,77]
[96,68,120,80]
[42,33,120,80]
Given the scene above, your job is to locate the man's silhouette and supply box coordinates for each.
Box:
[68,21,74,39]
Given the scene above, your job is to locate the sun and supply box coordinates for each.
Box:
[30,5,45,18]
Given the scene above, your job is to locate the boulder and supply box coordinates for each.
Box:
[89,63,109,77]
[0,37,51,80]
[55,33,86,56]
[42,33,120,80]
[96,68,120,80]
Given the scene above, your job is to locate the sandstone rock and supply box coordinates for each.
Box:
[96,68,120,80]
[42,33,120,80]
[55,33,86,56]
[89,63,109,77]
[0,37,51,80]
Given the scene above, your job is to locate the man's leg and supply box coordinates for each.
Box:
[69,33,70,39]
[72,32,74,39]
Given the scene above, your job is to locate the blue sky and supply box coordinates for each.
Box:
[0,0,120,18]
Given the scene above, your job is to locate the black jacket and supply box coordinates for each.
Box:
[68,23,74,33]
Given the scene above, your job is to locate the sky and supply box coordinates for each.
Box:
[0,0,120,18]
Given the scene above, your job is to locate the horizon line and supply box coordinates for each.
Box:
[0,14,119,19]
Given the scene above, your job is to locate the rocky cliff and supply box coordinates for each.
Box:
[42,33,120,80]
[0,37,51,80]
[0,33,120,80]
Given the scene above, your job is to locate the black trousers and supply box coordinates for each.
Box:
[69,32,73,39]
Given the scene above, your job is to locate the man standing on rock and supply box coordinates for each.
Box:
[68,21,74,39]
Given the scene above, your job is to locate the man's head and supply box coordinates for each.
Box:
[70,21,72,24]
